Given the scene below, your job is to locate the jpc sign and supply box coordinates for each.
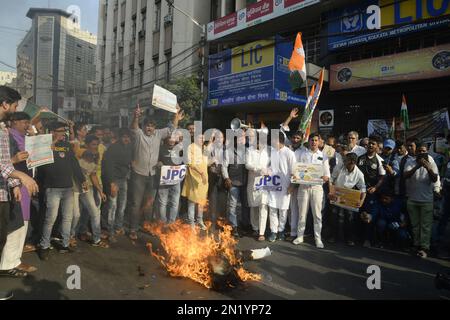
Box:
[327,0,450,51]
[207,35,307,107]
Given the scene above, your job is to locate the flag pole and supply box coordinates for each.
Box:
[299,40,309,137]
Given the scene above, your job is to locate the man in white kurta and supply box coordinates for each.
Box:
[267,135,296,242]
[294,133,331,248]
[246,143,270,240]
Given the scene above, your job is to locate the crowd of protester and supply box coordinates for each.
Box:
[0,85,449,279]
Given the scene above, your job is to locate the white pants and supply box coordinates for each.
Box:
[289,195,299,237]
[297,186,323,240]
[0,221,28,271]
[250,207,260,232]
[258,205,269,236]
[269,207,288,234]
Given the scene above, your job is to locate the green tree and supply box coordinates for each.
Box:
[163,75,202,127]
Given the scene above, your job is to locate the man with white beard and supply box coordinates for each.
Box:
[293,133,330,249]
[267,134,296,242]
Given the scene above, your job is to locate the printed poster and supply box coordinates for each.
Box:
[25,134,54,169]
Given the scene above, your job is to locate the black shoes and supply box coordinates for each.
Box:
[277,232,286,241]
[38,247,50,261]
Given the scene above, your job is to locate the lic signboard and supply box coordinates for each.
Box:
[207,35,307,108]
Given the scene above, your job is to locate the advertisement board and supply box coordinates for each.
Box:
[327,0,450,51]
[207,0,320,41]
[208,36,307,107]
[330,43,450,91]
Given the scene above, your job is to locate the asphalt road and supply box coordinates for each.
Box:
[1,231,450,300]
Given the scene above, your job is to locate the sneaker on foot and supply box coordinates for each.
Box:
[38,247,50,261]
[277,232,286,241]
[417,250,428,258]
[232,228,240,238]
[267,233,277,242]
[315,239,324,249]
[292,236,304,245]
[58,246,73,254]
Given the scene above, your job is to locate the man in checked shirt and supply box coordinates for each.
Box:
[0,86,39,277]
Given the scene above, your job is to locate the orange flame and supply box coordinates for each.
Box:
[144,220,261,289]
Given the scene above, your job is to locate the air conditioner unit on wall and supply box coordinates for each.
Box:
[164,14,173,25]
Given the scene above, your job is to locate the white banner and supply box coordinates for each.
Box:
[160,165,186,185]
[25,134,54,169]
[152,85,177,113]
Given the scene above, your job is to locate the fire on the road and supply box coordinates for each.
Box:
[144,220,261,289]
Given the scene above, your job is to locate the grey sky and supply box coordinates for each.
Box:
[0,0,99,72]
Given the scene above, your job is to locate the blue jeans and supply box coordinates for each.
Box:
[227,186,244,228]
[78,189,102,243]
[128,171,157,232]
[40,188,74,249]
[158,183,181,223]
[377,219,409,244]
[187,201,204,225]
[71,192,81,238]
[106,179,128,234]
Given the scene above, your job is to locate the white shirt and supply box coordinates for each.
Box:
[268,146,296,210]
[294,148,331,180]
[332,166,366,192]
[246,146,270,207]
[404,155,440,202]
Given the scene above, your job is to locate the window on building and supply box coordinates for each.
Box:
[153,58,159,81]
[76,56,81,62]
[154,1,161,31]
[130,69,135,88]
[141,11,147,32]
[165,55,171,82]
[132,18,137,38]
[211,0,220,21]
[77,43,82,48]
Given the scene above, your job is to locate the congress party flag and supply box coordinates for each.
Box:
[288,32,306,91]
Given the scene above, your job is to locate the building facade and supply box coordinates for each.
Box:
[205,0,450,140]
[96,0,211,127]
[16,8,97,122]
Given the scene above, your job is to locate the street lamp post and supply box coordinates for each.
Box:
[166,0,206,122]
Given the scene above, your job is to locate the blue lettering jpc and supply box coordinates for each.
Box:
[162,168,186,181]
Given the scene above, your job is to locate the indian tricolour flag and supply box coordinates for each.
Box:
[400,94,409,131]
[288,32,306,91]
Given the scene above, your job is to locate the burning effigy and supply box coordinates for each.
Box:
[144,220,262,290]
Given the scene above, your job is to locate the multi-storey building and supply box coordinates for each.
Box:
[96,0,211,127]
[16,8,97,122]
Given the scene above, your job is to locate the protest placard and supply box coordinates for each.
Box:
[160,165,187,185]
[25,134,54,169]
[254,175,283,191]
[152,84,177,113]
[291,163,324,185]
[330,187,363,212]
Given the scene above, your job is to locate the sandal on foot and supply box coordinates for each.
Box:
[91,240,109,248]
[0,268,28,278]
[17,263,37,273]
[129,231,138,241]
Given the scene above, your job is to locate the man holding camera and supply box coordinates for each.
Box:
[404,142,439,258]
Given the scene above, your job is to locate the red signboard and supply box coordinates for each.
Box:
[285,0,306,8]
[247,0,274,22]
[214,12,237,34]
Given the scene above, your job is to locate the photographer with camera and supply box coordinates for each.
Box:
[404,142,440,258]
